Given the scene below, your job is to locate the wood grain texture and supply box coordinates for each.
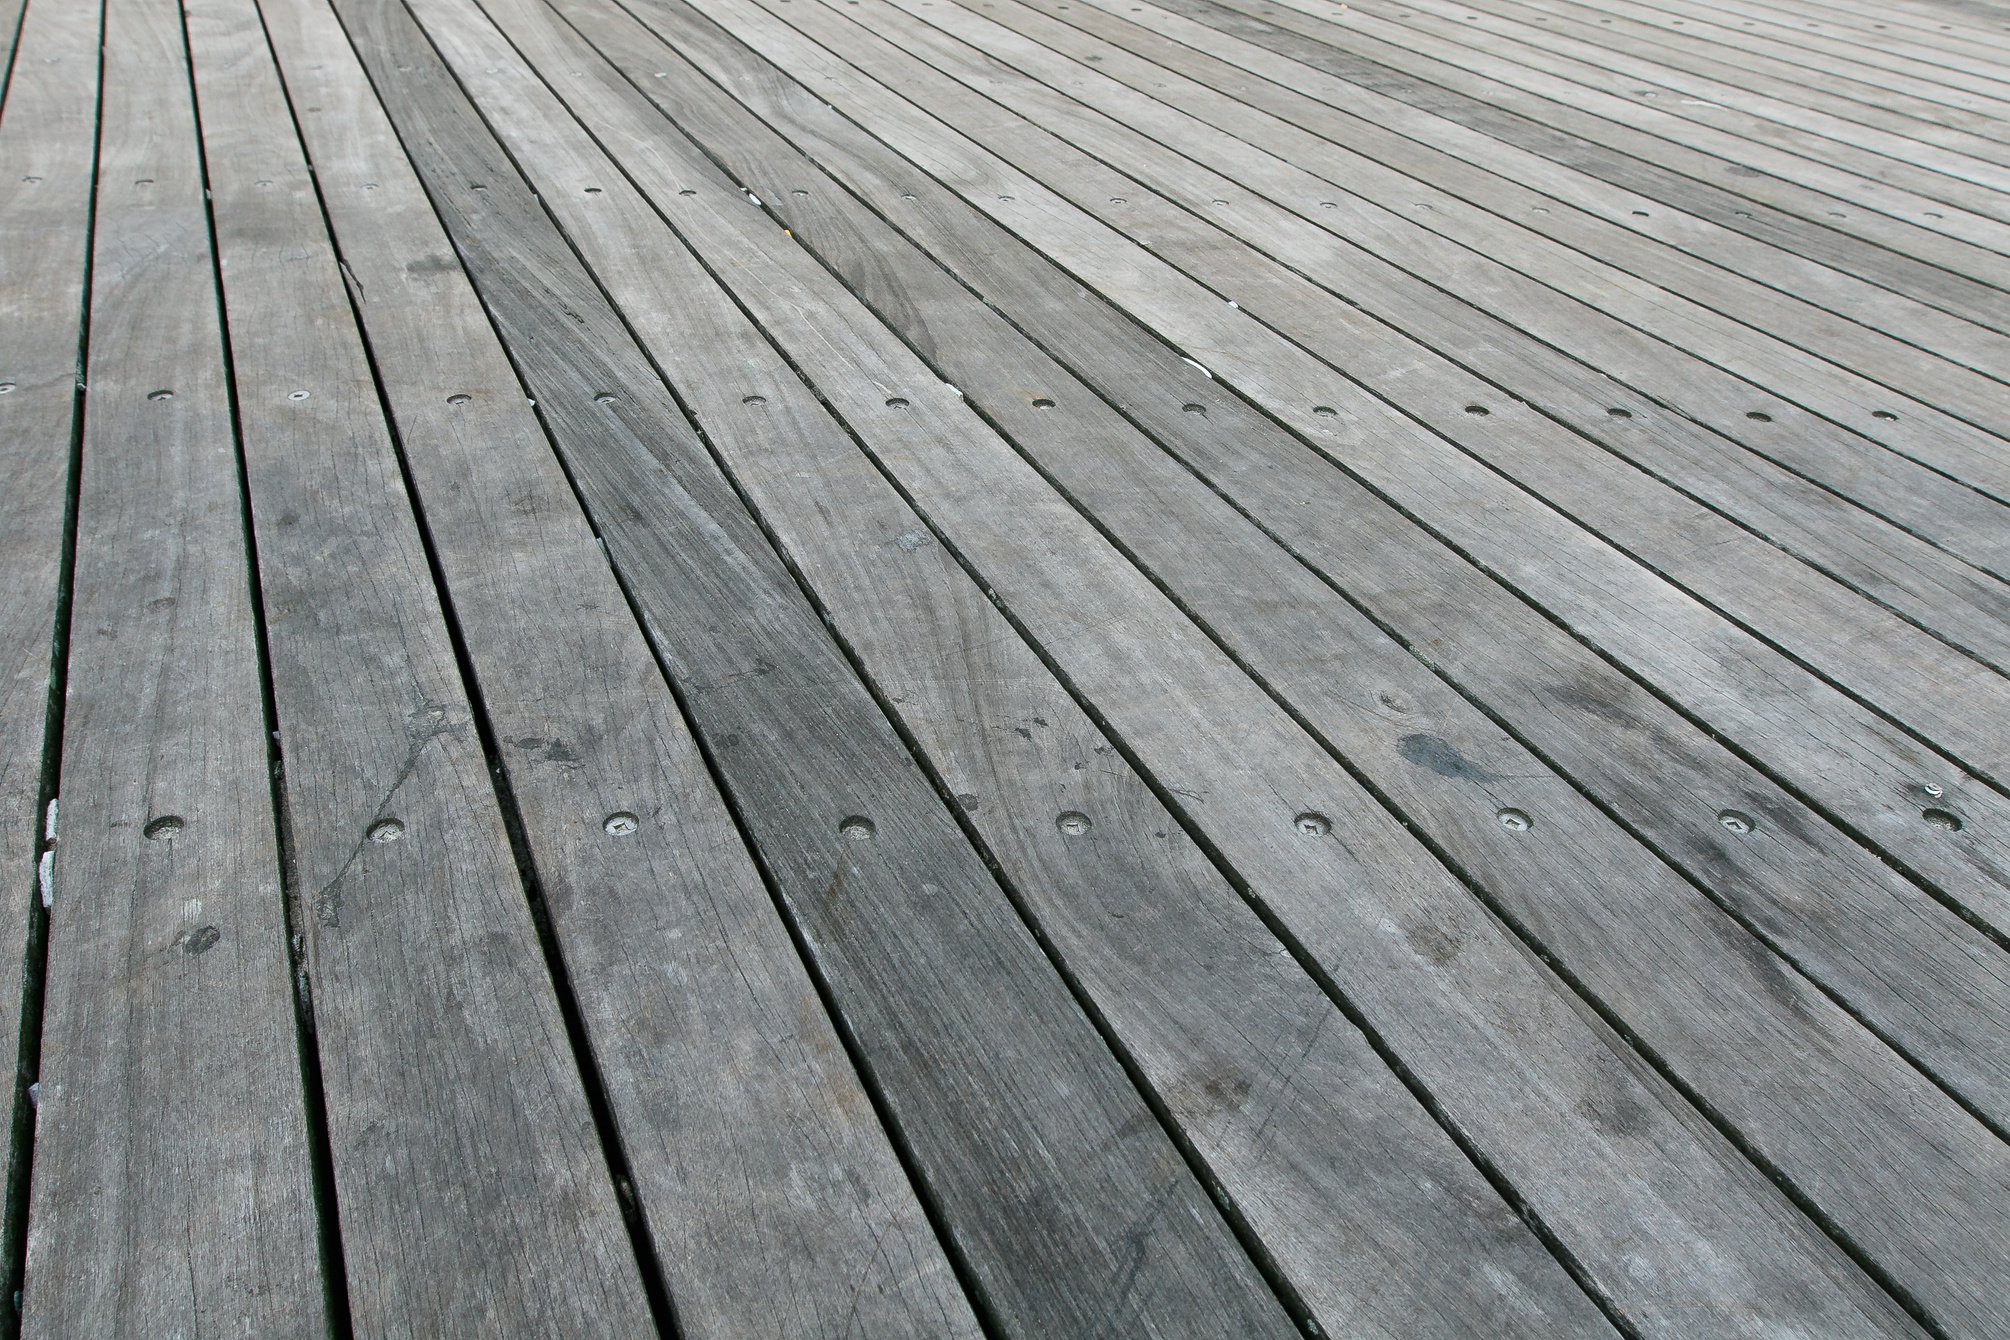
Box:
[1507,0,2010,113]
[1057,0,2010,382]
[255,0,981,1333]
[10,0,2005,1326]
[599,0,2010,1143]
[183,0,657,1329]
[0,0,97,1279]
[413,1,1617,1334]
[20,0,324,1328]
[0,0,29,94]
[905,0,2010,686]
[1246,0,2010,271]
[1348,0,2010,208]
[839,0,2010,713]
[918,0,2010,476]
[719,0,2010,944]
[327,0,1299,1332]
[1171,0,2010,335]
[447,1,1949,1335]
[519,5,2010,1336]
[1446,0,2010,168]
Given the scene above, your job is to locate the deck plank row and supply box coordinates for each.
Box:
[23,0,323,1327]
[0,0,2004,1332]
[381,0,2009,1332]
[1181,0,2010,329]
[580,0,2010,1141]
[0,0,96,1318]
[705,0,2010,968]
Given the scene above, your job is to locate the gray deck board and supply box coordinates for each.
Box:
[1456,0,2010,162]
[392,2,1612,1334]
[1046,0,2010,385]
[1247,0,2010,264]
[0,0,94,1302]
[21,0,324,1328]
[552,4,2010,1334]
[438,0,1990,1335]
[253,2,978,1333]
[698,0,2010,945]
[1176,0,2010,332]
[327,0,1300,1331]
[1349,0,2010,209]
[904,0,2010,660]
[598,0,2010,1159]
[182,0,657,1327]
[2,0,2006,1331]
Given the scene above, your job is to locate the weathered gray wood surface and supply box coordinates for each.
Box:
[254,1,979,1334]
[442,1,1968,1336]
[1350,0,2010,206]
[1053,0,2010,383]
[918,0,2010,661]
[708,0,2010,965]
[508,3,2010,1336]
[0,0,96,1296]
[20,0,324,1328]
[8,0,2008,1328]
[1456,0,2010,162]
[606,0,2010,1142]
[327,0,1300,1332]
[184,0,659,1328]
[1579,0,2010,102]
[843,0,2010,592]
[409,0,1625,1334]
[1247,0,2010,265]
[0,0,29,92]
[1175,0,2010,334]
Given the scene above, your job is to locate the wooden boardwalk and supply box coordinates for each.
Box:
[2,0,2008,1331]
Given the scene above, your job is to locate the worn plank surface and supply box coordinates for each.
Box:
[593,0,2010,1146]
[433,2,1978,1337]
[325,0,1302,1333]
[19,0,324,1329]
[6,0,2008,1331]
[252,0,979,1334]
[0,0,96,1298]
[183,0,658,1328]
[402,2,1624,1335]
[1176,0,2010,332]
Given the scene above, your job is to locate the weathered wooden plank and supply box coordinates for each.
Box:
[326,0,1301,1332]
[1755,0,2010,51]
[19,0,324,1327]
[413,2,1961,1336]
[871,0,2010,555]
[1315,0,2010,203]
[604,0,2010,1143]
[501,7,2010,1338]
[1747,0,2010,58]
[728,0,2010,932]
[1171,0,2010,336]
[1720,0,2010,47]
[0,0,98,1305]
[0,0,30,108]
[1006,0,2010,438]
[958,0,2010,661]
[182,0,662,1330]
[1642,0,2010,96]
[1248,0,2010,258]
[1059,0,2010,383]
[1461,0,2010,162]
[387,3,1625,1336]
[1344,0,2010,207]
[249,3,981,1336]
